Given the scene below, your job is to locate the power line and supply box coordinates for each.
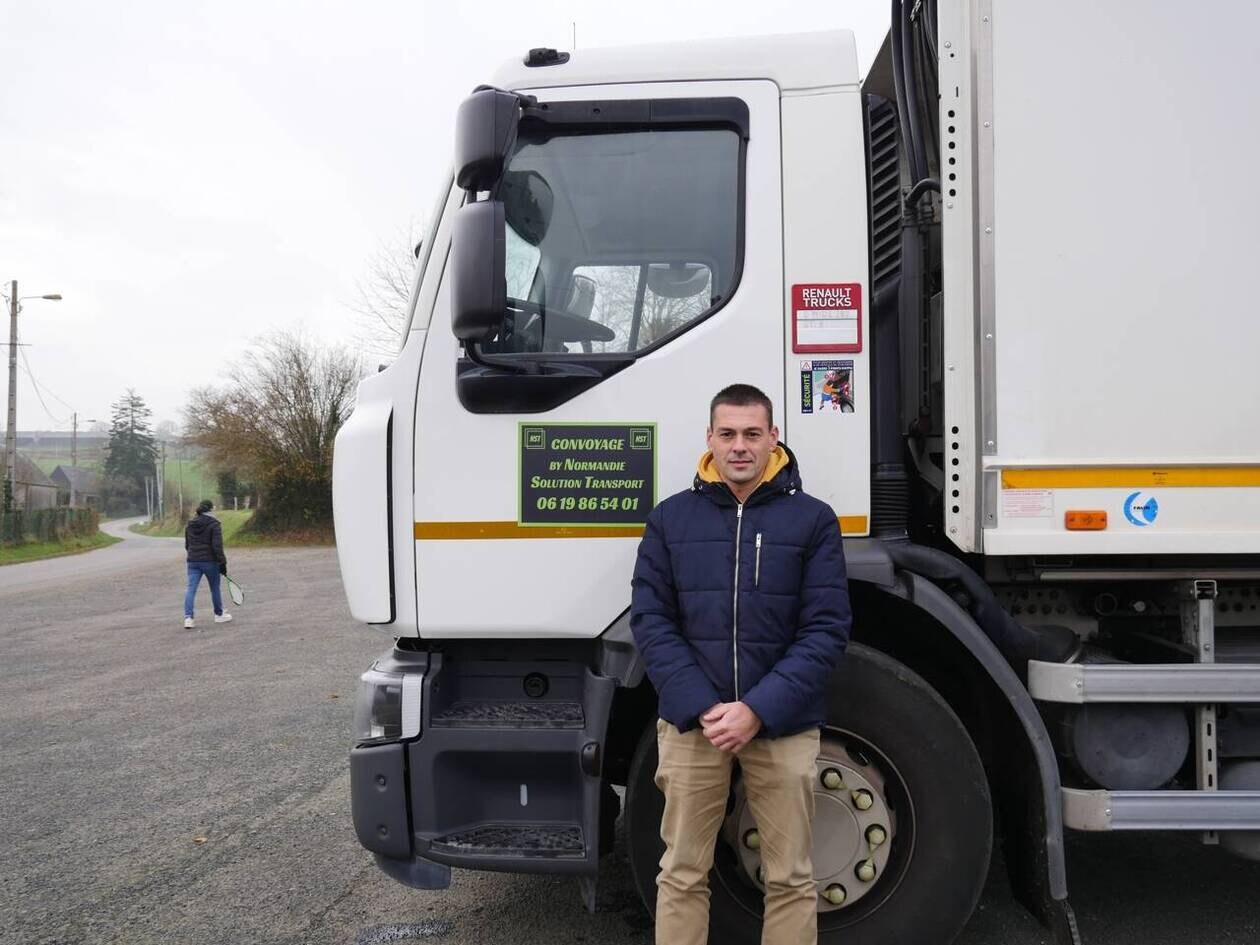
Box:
[27,360,74,411]
[13,324,75,424]
[18,355,68,425]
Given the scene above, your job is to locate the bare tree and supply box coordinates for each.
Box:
[185,331,362,531]
[351,220,423,359]
[575,265,713,353]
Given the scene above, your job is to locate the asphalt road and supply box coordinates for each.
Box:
[2,528,1258,944]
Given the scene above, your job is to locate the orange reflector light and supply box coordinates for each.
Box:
[1065,510,1107,530]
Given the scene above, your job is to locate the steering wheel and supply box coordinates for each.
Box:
[507,298,616,344]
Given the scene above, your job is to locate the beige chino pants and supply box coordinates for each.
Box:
[654,719,820,945]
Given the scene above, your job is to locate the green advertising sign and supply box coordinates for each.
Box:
[519,422,657,527]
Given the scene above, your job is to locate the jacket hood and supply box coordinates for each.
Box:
[694,443,801,500]
[187,513,217,535]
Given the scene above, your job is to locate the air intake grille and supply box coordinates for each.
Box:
[867,96,901,292]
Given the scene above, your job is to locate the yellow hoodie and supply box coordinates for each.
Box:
[696,445,790,488]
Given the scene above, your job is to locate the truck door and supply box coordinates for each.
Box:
[412,80,782,638]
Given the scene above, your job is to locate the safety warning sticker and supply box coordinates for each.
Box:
[792,283,862,353]
[1001,489,1054,519]
[519,423,656,526]
[800,360,855,414]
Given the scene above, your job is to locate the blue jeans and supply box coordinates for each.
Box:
[185,561,223,618]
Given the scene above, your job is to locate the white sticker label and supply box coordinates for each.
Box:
[1002,489,1054,519]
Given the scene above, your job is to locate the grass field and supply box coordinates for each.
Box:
[132,508,335,546]
[23,443,223,508]
[0,530,122,566]
[132,509,255,542]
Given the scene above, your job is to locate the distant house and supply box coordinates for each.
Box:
[11,453,59,511]
[51,465,103,508]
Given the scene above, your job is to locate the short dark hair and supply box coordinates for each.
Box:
[710,383,774,428]
[196,499,214,514]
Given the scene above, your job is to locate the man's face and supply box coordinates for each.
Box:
[706,403,779,493]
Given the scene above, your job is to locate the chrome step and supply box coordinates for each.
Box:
[1062,788,1260,831]
[1029,660,1260,704]
[430,823,585,858]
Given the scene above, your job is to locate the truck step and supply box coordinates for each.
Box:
[429,823,585,858]
[1029,660,1260,704]
[430,700,585,728]
[1062,788,1260,831]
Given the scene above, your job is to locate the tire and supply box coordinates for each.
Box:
[625,643,992,945]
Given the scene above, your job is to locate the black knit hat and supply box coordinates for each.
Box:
[196,499,213,514]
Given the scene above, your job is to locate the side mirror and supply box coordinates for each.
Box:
[450,200,505,343]
[499,169,553,246]
[454,88,522,191]
[647,263,711,299]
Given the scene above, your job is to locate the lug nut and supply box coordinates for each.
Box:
[866,824,887,847]
[852,789,874,811]
[743,829,761,850]
[821,768,844,790]
[822,884,847,905]
[856,859,877,883]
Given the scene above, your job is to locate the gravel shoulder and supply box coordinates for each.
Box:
[2,544,1257,945]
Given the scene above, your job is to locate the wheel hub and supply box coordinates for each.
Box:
[724,736,896,912]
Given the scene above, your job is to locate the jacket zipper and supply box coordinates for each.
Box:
[732,504,744,700]
[754,532,762,587]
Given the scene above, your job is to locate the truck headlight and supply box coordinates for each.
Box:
[354,668,422,745]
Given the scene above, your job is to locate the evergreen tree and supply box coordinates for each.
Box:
[103,389,158,489]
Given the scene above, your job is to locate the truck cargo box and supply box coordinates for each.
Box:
[938,0,1260,555]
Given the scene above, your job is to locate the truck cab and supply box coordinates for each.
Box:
[334,7,1260,944]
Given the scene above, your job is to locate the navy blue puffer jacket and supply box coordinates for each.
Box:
[630,444,851,738]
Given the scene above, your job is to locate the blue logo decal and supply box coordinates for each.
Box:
[1123,491,1159,527]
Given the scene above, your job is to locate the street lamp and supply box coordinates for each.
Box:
[71,414,98,468]
[3,281,62,511]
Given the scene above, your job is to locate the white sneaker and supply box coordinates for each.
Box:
[214,612,233,624]
[183,617,195,629]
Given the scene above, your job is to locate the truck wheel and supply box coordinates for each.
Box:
[625,643,992,944]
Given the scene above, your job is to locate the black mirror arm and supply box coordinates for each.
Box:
[463,340,539,375]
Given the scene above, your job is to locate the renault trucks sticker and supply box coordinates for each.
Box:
[792,282,862,353]
[800,360,855,413]
[1123,491,1160,527]
[519,423,656,526]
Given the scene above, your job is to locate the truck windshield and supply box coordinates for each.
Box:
[486,125,741,356]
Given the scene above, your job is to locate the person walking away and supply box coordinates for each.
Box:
[631,383,852,945]
[184,499,232,628]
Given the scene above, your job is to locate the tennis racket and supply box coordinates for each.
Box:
[226,576,245,607]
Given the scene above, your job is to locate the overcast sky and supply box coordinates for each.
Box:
[1,1,885,433]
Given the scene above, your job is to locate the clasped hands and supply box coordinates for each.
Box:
[701,701,762,753]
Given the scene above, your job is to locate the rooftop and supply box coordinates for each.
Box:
[492,30,859,95]
[51,465,103,494]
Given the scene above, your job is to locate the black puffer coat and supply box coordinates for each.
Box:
[185,513,227,571]
[630,444,851,738]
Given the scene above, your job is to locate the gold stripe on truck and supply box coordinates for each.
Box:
[415,516,870,539]
[1000,467,1260,489]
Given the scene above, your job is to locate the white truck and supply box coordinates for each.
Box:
[332,3,1260,942]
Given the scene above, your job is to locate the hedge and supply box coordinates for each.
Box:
[0,508,100,546]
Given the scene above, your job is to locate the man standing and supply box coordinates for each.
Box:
[631,383,851,945]
[183,499,232,629]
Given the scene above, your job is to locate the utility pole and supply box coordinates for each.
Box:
[158,441,166,520]
[5,281,17,511]
[3,282,60,511]
[72,411,77,467]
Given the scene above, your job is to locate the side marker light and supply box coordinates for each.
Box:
[1065,510,1107,531]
